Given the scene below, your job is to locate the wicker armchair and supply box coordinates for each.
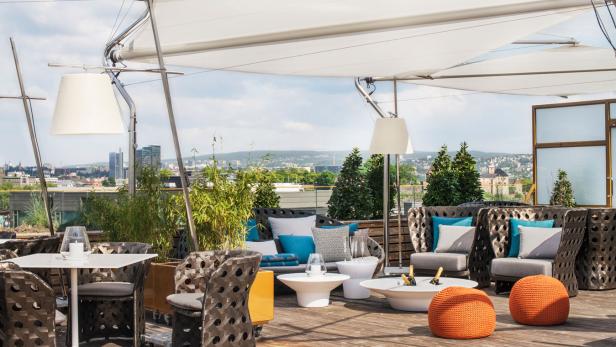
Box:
[407,206,491,287]
[576,209,616,290]
[0,265,56,346]
[0,235,60,288]
[253,208,385,275]
[166,250,261,347]
[482,207,587,297]
[67,242,153,346]
[0,231,16,239]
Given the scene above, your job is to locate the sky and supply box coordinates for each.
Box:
[0,1,615,166]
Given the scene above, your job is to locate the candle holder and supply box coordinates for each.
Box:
[60,226,91,260]
[306,253,326,277]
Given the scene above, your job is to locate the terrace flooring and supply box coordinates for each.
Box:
[58,285,616,347]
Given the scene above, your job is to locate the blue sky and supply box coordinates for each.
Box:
[0,1,614,166]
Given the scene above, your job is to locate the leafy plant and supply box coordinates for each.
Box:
[423,145,458,206]
[81,168,179,261]
[327,148,372,220]
[550,169,575,207]
[171,164,255,250]
[364,154,394,219]
[253,170,280,208]
[22,192,59,229]
[452,142,483,204]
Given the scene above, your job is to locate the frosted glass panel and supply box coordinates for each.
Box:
[536,146,606,206]
[536,104,605,143]
[611,103,616,119]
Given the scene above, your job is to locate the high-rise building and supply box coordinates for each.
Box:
[137,145,161,171]
[108,148,124,180]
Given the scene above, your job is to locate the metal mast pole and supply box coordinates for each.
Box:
[146,0,199,250]
[394,80,403,268]
[10,38,54,235]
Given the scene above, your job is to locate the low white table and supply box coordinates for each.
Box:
[336,257,378,299]
[0,239,11,244]
[277,273,349,307]
[7,253,157,346]
[360,276,478,312]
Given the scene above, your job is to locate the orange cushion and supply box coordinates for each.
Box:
[428,287,496,339]
[509,275,569,326]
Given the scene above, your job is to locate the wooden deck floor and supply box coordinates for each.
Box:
[57,286,616,347]
[259,287,616,347]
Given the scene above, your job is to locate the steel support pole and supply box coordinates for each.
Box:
[10,38,54,236]
[147,0,199,250]
[394,80,403,268]
[383,154,390,269]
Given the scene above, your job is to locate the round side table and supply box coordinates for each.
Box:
[277,273,349,307]
[336,257,378,299]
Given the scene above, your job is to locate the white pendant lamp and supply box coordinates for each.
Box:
[51,73,124,135]
[369,117,412,154]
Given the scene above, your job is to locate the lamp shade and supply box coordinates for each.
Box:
[369,117,411,154]
[51,73,124,135]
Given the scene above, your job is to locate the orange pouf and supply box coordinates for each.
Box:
[428,287,496,339]
[509,275,569,326]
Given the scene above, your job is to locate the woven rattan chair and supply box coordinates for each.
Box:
[0,231,16,239]
[0,258,56,346]
[166,250,261,347]
[253,208,385,275]
[407,206,491,287]
[576,208,616,290]
[0,235,61,288]
[481,207,587,297]
[67,242,153,346]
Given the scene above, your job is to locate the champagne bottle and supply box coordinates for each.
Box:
[408,265,417,286]
[430,266,444,285]
[401,274,412,286]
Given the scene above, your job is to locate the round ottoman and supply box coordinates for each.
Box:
[509,275,569,326]
[428,287,496,339]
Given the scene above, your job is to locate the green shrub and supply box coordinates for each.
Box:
[327,148,372,220]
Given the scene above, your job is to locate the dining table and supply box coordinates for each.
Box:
[6,253,157,346]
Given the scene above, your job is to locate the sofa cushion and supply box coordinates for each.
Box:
[312,227,352,262]
[491,258,553,278]
[264,262,339,274]
[518,226,562,259]
[246,240,279,256]
[410,252,467,271]
[434,225,475,254]
[432,217,473,251]
[167,293,203,311]
[508,218,555,257]
[269,215,316,238]
[77,282,134,297]
[278,235,315,263]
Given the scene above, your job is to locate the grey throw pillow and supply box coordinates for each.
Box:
[434,225,475,254]
[268,215,316,238]
[312,227,352,262]
[351,229,371,258]
[518,226,562,259]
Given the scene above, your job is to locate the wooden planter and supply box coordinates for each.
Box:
[144,262,274,325]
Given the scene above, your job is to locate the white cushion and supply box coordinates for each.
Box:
[167,293,203,311]
[246,240,278,256]
[491,258,553,277]
[269,215,316,238]
[77,282,134,297]
[434,225,475,253]
[518,226,562,259]
[410,252,467,271]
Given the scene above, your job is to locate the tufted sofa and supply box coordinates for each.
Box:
[407,206,491,287]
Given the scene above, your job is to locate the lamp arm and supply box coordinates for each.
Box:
[354,78,390,119]
[103,7,150,195]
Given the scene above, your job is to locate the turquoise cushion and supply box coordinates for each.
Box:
[278,235,315,264]
[432,217,473,251]
[320,223,359,235]
[245,219,260,242]
[508,218,555,257]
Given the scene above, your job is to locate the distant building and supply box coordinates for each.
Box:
[480,162,509,196]
[137,145,161,171]
[108,148,124,180]
[314,165,341,173]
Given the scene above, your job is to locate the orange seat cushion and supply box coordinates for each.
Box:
[509,275,569,326]
[428,287,496,339]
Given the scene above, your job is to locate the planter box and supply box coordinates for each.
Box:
[144,262,274,325]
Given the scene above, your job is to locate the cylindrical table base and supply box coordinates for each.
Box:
[296,291,331,307]
[343,279,371,299]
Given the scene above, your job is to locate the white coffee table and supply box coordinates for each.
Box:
[277,273,349,307]
[336,257,378,299]
[360,276,478,312]
[7,253,157,346]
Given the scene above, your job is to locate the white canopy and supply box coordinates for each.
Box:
[404,45,616,96]
[120,0,590,79]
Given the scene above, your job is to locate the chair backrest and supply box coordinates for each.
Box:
[407,206,481,253]
[0,268,56,346]
[78,242,153,284]
[253,208,340,240]
[0,235,60,256]
[0,231,16,239]
[458,201,529,208]
[0,249,18,271]
[481,206,584,258]
[200,250,261,346]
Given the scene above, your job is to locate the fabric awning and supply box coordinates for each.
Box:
[403,46,616,96]
[119,0,590,79]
